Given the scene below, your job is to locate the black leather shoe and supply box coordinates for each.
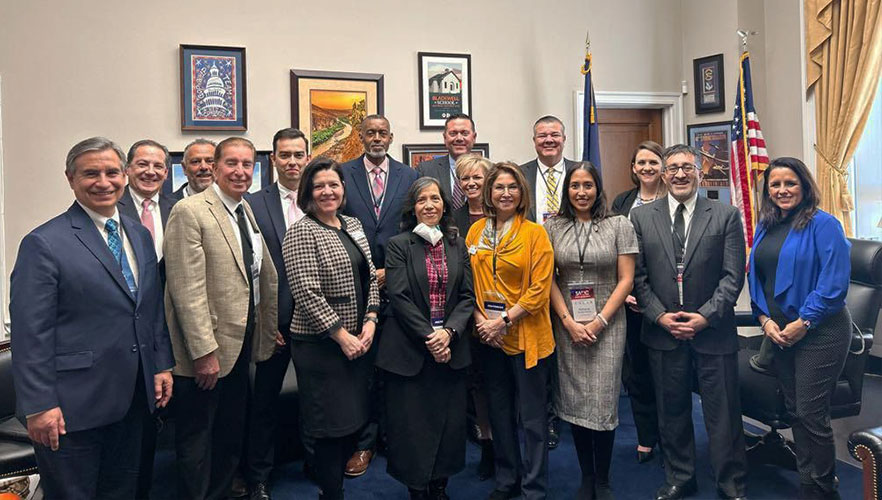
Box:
[547,420,560,449]
[250,482,271,500]
[487,483,521,500]
[595,480,614,500]
[477,439,495,481]
[637,448,656,463]
[655,479,697,500]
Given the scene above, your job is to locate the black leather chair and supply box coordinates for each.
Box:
[848,426,882,500]
[0,342,38,480]
[738,238,882,469]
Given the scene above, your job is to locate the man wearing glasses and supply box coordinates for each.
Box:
[631,144,747,500]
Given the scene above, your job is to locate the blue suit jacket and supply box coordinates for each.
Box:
[245,183,294,333]
[340,155,419,269]
[10,202,175,433]
[748,210,851,325]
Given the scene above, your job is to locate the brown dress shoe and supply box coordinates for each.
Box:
[344,450,373,477]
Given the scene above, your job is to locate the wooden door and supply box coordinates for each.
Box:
[595,108,663,206]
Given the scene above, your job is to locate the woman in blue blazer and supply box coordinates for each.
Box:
[748,157,851,500]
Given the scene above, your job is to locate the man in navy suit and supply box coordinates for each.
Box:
[10,137,174,499]
[340,114,419,476]
[242,128,309,499]
[415,113,477,210]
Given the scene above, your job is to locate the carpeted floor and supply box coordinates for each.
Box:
[151,394,863,499]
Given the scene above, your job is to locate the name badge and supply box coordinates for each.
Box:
[569,282,596,322]
[432,318,444,331]
[482,290,507,320]
[676,263,685,308]
[468,245,478,255]
[350,230,366,241]
[542,212,555,223]
[251,261,261,306]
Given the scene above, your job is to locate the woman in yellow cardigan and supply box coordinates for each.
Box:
[465,161,555,500]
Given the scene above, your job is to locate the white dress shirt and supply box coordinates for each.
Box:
[535,158,566,222]
[667,193,699,248]
[277,182,304,227]
[77,201,139,285]
[129,189,164,259]
[212,184,262,276]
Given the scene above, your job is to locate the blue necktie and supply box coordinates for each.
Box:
[105,219,138,296]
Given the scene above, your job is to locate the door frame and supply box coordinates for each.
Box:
[572,90,684,159]
[0,75,7,338]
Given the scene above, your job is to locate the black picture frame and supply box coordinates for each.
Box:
[418,52,473,130]
[162,150,273,196]
[693,54,725,114]
[180,44,247,131]
[401,143,490,169]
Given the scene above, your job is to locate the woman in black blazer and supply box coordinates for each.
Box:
[610,140,665,464]
[377,177,475,500]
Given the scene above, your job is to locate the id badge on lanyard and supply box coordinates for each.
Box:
[569,282,596,322]
[676,262,685,308]
[483,290,507,320]
[431,318,444,331]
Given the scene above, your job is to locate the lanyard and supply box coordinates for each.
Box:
[538,166,561,202]
[491,222,499,281]
[574,220,593,278]
[427,243,447,282]
[367,169,385,213]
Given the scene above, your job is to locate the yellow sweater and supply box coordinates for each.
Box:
[466,215,555,369]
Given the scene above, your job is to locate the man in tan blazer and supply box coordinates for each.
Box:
[164,137,279,500]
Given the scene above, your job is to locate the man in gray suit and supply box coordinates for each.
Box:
[631,144,747,500]
[519,115,579,223]
[416,113,477,210]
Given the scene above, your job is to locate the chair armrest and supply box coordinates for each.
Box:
[848,427,882,500]
[736,311,758,327]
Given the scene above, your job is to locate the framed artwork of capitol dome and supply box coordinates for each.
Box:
[180,44,248,131]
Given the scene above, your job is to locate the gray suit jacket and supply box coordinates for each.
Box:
[416,155,455,200]
[631,196,745,354]
[519,158,579,222]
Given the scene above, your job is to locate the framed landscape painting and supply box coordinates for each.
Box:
[401,143,490,169]
[180,45,247,131]
[418,52,472,130]
[290,69,384,164]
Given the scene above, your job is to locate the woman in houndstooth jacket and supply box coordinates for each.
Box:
[283,158,380,500]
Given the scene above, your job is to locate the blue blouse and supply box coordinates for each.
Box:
[748,210,850,325]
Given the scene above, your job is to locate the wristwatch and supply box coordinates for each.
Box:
[500,310,512,326]
[802,319,813,331]
[364,316,378,324]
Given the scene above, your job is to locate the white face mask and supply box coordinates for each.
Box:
[413,222,443,245]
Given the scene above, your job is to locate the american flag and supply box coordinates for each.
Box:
[730,51,768,249]
[581,50,602,173]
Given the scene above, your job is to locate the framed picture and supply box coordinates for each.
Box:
[418,52,472,130]
[401,143,490,169]
[693,54,725,114]
[290,69,384,164]
[161,150,273,196]
[687,121,731,192]
[180,45,247,131]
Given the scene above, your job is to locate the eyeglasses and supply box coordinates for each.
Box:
[664,164,697,175]
[492,184,520,193]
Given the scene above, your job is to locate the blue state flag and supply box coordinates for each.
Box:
[582,51,602,174]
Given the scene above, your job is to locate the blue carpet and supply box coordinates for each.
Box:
[151,394,863,499]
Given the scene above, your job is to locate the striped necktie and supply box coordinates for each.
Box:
[545,168,560,213]
[105,219,138,295]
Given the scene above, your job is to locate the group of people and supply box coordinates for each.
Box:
[9,111,853,500]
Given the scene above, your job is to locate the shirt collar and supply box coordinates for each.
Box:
[278,182,295,199]
[448,155,457,170]
[128,187,160,207]
[538,157,565,174]
[667,192,698,217]
[212,183,242,214]
[77,200,120,230]
[363,155,389,174]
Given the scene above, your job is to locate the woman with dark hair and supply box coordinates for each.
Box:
[610,140,665,464]
[283,157,380,500]
[748,157,851,500]
[376,177,475,499]
[544,162,637,499]
[465,162,555,500]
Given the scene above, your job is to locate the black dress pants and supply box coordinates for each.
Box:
[480,344,550,500]
[243,347,292,486]
[34,379,148,500]
[314,433,358,500]
[175,346,250,500]
[621,308,658,449]
[648,343,747,498]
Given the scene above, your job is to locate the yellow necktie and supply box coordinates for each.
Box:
[545,168,560,213]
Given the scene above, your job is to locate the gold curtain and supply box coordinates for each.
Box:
[806,0,882,236]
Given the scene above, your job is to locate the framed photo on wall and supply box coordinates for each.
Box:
[418,52,472,130]
[401,143,490,169]
[693,54,725,114]
[290,69,384,164]
[180,45,247,131]
[687,121,731,196]
[162,150,272,196]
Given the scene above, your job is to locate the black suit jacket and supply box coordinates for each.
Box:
[340,154,419,270]
[631,196,746,354]
[245,183,294,333]
[117,185,177,229]
[170,183,187,201]
[611,188,640,217]
[519,158,579,222]
[376,233,474,376]
[416,154,455,200]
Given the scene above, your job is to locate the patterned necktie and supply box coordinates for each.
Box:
[545,168,560,213]
[371,167,385,216]
[450,170,466,210]
[105,219,138,295]
[285,192,303,227]
[673,203,686,262]
[140,198,155,240]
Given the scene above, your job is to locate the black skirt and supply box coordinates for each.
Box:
[290,337,372,439]
[383,357,467,489]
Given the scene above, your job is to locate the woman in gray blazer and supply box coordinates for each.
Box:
[283,158,380,500]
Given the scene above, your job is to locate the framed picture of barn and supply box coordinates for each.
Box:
[418,52,472,130]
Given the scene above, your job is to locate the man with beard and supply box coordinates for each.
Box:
[416,113,477,210]
[172,139,216,200]
[339,114,419,477]
[241,128,310,499]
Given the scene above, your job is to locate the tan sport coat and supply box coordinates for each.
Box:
[163,186,278,378]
